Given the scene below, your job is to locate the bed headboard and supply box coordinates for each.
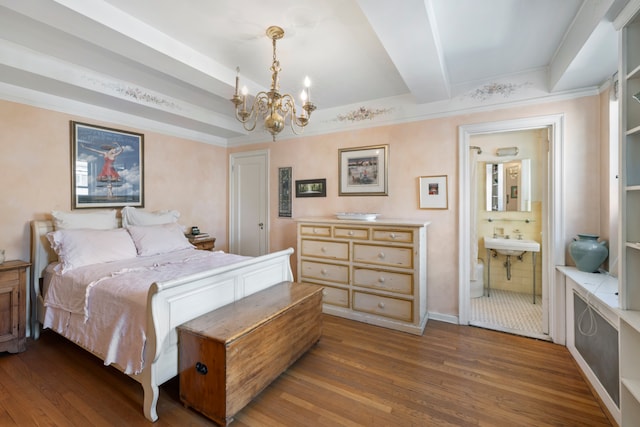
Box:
[31,220,56,283]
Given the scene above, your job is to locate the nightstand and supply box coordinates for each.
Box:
[0,260,30,353]
[187,236,216,251]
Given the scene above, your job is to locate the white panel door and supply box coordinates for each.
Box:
[229,150,269,256]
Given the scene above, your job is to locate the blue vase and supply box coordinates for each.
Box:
[569,234,608,273]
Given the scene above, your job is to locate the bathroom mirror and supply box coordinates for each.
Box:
[485,159,531,212]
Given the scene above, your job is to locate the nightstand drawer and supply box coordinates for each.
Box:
[353,244,413,268]
[352,291,413,322]
[300,260,348,284]
[353,268,413,295]
[0,270,18,286]
[0,260,29,353]
[301,239,349,260]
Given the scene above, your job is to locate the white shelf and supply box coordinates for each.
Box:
[621,309,640,332]
[627,124,640,135]
[622,378,640,406]
[620,5,640,426]
[629,64,640,80]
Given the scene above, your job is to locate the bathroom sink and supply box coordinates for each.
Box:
[484,236,540,256]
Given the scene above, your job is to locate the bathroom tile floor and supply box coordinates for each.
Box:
[470,289,550,341]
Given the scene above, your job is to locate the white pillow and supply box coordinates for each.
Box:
[47,228,138,274]
[121,206,180,228]
[126,223,194,256]
[52,210,118,230]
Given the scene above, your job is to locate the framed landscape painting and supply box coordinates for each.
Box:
[71,121,144,209]
[296,178,326,198]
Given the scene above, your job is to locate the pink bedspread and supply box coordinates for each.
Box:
[43,249,249,374]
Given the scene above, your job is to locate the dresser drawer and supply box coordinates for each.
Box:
[353,244,413,268]
[372,229,413,244]
[300,260,349,284]
[352,291,413,322]
[320,284,349,308]
[334,227,369,240]
[299,225,331,237]
[301,239,349,260]
[353,268,413,295]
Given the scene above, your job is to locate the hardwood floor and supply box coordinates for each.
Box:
[0,315,612,426]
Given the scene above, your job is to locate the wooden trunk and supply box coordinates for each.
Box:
[178,281,323,425]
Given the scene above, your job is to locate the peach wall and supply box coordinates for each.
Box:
[1,93,604,319]
[230,94,603,318]
[0,100,229,265]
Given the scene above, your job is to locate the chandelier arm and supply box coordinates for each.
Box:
[236,91,273,131]
[281,95,311,133]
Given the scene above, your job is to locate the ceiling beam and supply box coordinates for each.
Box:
[548,0,614,91]
[357,0,450,103]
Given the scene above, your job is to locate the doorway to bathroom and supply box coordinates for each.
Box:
[458,115,565,343]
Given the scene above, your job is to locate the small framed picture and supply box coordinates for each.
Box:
[71,121,144,209]
[295,178,326,198]
[338,145,388,196]
[419,175,448,209]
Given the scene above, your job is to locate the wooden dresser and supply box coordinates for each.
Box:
[296,217,429,335]
[0,260,30,353]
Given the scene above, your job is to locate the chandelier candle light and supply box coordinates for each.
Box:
[231,26,316,141]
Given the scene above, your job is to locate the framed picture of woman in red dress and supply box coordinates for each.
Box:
[71,121,144,209]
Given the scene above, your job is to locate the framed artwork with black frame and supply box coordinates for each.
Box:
[338,144,388,196]
[71,121,144,209]
[295,178,326,198]
[278,167,292,217]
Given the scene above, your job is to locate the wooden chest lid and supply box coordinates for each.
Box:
[177,281,323,344]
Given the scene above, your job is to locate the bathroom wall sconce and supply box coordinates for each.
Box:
[496,146,519,157]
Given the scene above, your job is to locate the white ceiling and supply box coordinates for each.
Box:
[0,0,629,145]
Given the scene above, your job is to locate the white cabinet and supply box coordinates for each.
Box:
[296,217,429,335]
[615,2,640,424]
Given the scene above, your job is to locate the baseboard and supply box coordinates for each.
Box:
[427,312,458,324]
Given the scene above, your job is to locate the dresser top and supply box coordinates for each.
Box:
[295,217,431,227]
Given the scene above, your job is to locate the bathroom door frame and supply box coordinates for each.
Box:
[458,114,566,344]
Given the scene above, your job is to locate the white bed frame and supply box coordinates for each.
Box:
[30,220,294,422]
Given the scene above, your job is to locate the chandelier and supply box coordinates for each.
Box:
[231,26,316,141]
